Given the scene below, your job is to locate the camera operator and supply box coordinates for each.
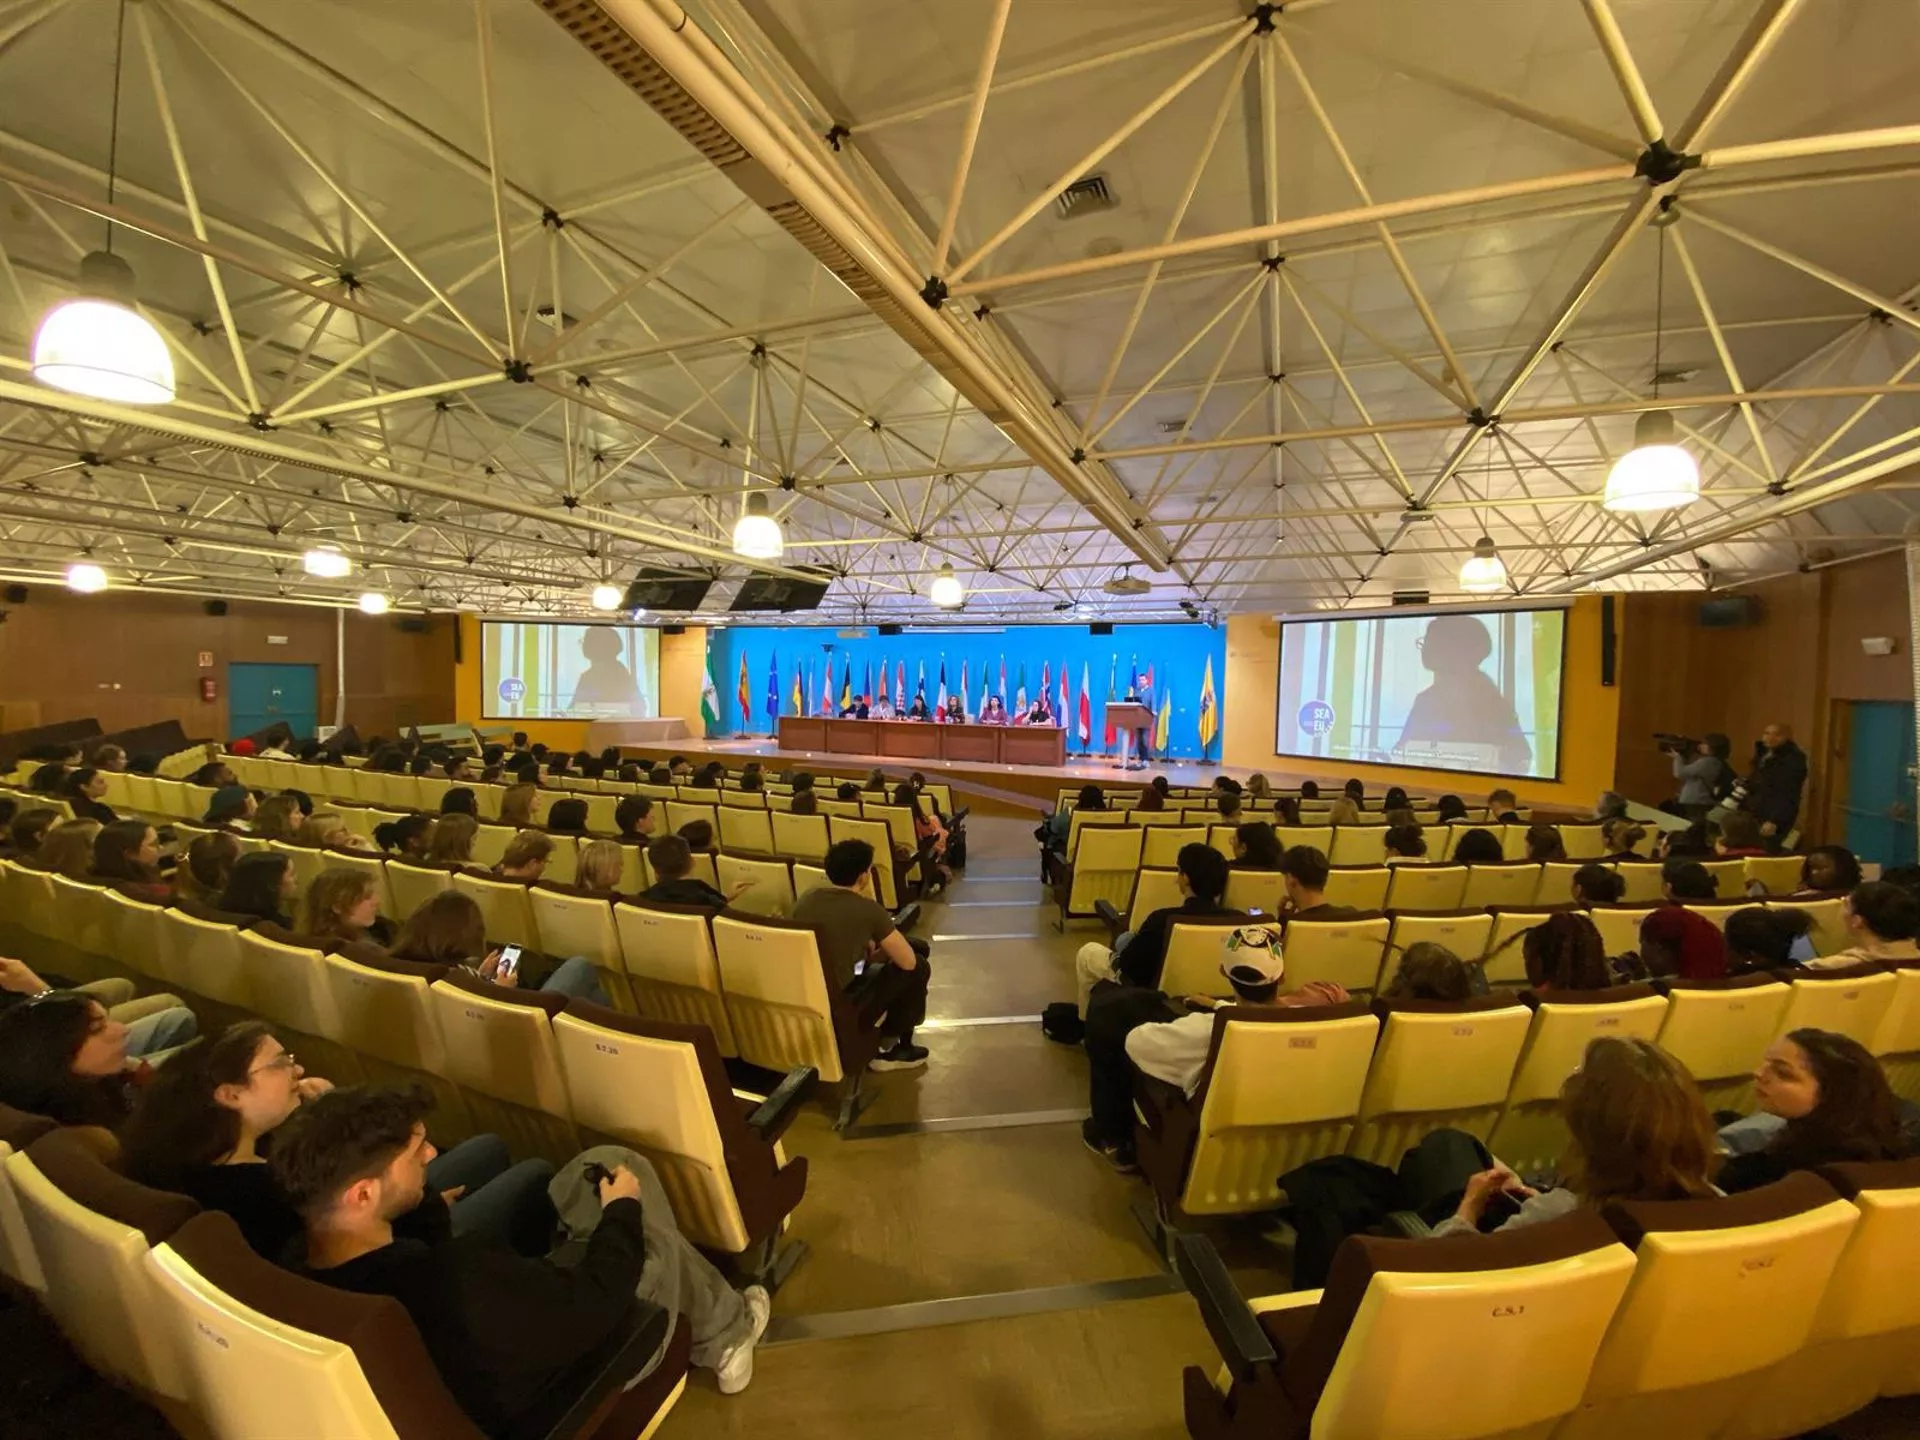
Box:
[1663,732,1733,820]
[1739,722,1809,845]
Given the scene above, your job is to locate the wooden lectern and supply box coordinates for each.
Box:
[1104,702,1154,770]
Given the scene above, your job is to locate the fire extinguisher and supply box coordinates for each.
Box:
[200,676,217,703]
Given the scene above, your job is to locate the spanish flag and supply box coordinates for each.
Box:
[1197,655,1218,753]
[736,653,751,732]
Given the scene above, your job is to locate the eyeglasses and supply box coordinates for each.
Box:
[248,1051,298,1076]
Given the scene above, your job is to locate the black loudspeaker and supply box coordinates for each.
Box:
[1088,622,1114,636]
[877,623,903,637]
[204,599,229,617]
[662,624,686,636]
[1391,589,1430,607]
[1599,596,1616,687]
[3,585,27,604]
[396,616,430,634]
[1699,595,1761,628]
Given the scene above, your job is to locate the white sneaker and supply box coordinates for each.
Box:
[714,1285,771,1395]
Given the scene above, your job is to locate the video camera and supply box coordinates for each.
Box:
[1653,732,1700,754]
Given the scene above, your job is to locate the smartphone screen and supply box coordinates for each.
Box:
[498,945,522,980]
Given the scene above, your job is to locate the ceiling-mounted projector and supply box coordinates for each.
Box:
[1103,565,1150,597]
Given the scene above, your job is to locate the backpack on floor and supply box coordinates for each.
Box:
[1040,1001,1084,1045]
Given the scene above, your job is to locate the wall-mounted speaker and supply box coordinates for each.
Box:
[1391,589,1430,607]
[452,617,463,664]
[3,585,28,604]
[877,623,903,637]
[1088,622,1114,636]
[662,624,686,636]
[395,616,430,634]
[1598,595,1616,686]
[203,599,229,617]
[1698,595,1761,628]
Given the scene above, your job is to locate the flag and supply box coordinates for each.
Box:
[960,659,971,720]
[916,659,927,699]
[1155,680,1172,754]
[1077,662,1092,745]
[1142,664,1154,705]
[700,653,721,735]
[1057,661,1069,729]
[936,660,949,719]
[790,661,803,717]
[864,661,873,709]
[820,659,832,717]
[998,655,1007,707]
[895,660,906,711]
[1198,655,1219,753]
[840,657,852,710]
[1015,662,1027,716]
[1102,657,1117,750]
[736,653,750,733]
[1129,657,1140,698]
[1039,662,1051,721]
[766,653,779,731]
[876,654,886,705]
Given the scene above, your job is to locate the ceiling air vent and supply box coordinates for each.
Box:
[1055,174,1117,220]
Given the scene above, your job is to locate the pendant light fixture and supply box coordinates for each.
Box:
[1458,536,1508,593]
[66,562,109,593]
[928,561,964,608]
[30,2,174,405]
[302,546,352,579]
[357,592,390,615]
[1604,206,1698,514]
[732,492,784,560]
[591,582,623,611]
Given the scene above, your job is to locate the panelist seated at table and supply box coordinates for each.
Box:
[872,693,895,719]
[905,693,933,722]
[942,696,965,724]
[1016,699,1054,726]
[979,696,1010,726]
[839,694,871,719]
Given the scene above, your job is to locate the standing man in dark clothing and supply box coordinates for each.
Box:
[790,839,931,1070]
[1076,844,1240,1012]
[1742,723,1809,845]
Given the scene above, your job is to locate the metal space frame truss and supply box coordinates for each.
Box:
[0,0,1912,620]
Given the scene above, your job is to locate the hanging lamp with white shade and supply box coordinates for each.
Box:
[357,592,390,615]
[928,561,964,608]
[30,2,174,406]
[66,562,109,593]
[1457,537,1509,593]
[591,582,623,611]
[732,492,784,560]
[302,546,352,579]
[1604,207,1699,514]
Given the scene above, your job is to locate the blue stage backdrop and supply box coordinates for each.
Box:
[704,623,1228,760]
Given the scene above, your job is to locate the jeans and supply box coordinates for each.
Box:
[846,954,930,1045]
[1084,981,1177,1146]
[540,955,610,1007]
[428,1133,560,1257]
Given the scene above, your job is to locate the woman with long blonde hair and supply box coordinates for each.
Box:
[498,783,538,828]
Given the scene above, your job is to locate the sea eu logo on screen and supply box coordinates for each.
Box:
[497,678,526,704]
[1299,700,1335,737]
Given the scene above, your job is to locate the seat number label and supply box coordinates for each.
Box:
[1288,1036,1316,1049]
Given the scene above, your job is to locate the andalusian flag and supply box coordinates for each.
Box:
[790,661,803,717]
[1198,655,1219,754]
[1155,680,1172,754]
[736,654,750,733]
[700,653,721,735]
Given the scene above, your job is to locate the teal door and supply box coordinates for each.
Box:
[1842,700,1917,869]
[228,662,319,742]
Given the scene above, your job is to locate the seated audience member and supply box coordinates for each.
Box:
[1799,845,1864,896]
[220,852,298,928]
[91,820,170,902]
[63,767,117,825]
[1715,811,1769,858]
[441,787,478,817]
[1082,928,1347,1170]
[545,755,572,781]
[641,835,745,908]
[1044,784,1105,853]
[302,869,394,948]
[1384,823,1427,861]
[1521,913,1613,994]
[1434,794,1468,824]
[864,768,889,794]
[677,819,717,855]
[1570,862,1625,907]
[615,763,642,785]
[90,743,128,773]
[1662,859,1719,903]
[495,830,553,882]
[1232,822,1282,870]
[1635,904,1727,981]
[648,765,674,786]
[1217,789,1245,823]
[121,1024,557,1262]
[1716,1030,1914,1194]
[545,798,589,835]
[1298,780,1320,801]
[390,892,606,1003]
[206,784,258,829]
[1150,775,1172,801]
[1452,828,1505,865]
[790,839,931,1071]
[191,758,237,790]
[426,814,478,867]
[1279,845,1359,922]
[1809,880,1920,968]
[574,840,626,895]
[1382,786,1409,812]
[252,794,305,842]
[895,783,951,884]
[1246,773,1272,801]
[614,795,655,841]
[31,819,103,879]
[1342,779,1365,805]
[1654,820,1707,859]
[835,782,861,803]
[1484,788,1520,824]
[790,790,819,817]
[1594,790,1629,820]
[1133,788,1165,814]
[1382,942,1475,1001]
[273,1087,770,1418]
[374,814,434,860]
[129,751,162,775]
[1075,844,1237,1011]
[690,762,723,790]
[443,756,475,784]
[1326,797,1361,827]
[304,813,365,853]
[498,783,538,829]
[177,832,240,903]
[5,806,57,858]
[28,761,72,795]
[0,993,150,1127]
[737,770,764,794]
[1273,796,1305,827]
[0,955,195,1058]
[1601,818,1648,861]
[791,771,815,795]
[1429,1036,1716,1235]
[1524,824,1567,863]
[1724,906,1817,974]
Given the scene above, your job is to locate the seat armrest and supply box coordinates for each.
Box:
[1174,1232,1278,1384]
[747,1066,819,1142]
[947,806,970,827]
[509,1302,671,1440]
[891,901,922,934]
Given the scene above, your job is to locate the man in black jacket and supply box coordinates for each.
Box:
[1075,843,1239,1012]
[274,1087,769,1435]
[1744,723,1809,844]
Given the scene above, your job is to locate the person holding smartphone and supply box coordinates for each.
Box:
[389,893,609,1005]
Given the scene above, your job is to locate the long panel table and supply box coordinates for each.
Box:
[776,716,1065,766]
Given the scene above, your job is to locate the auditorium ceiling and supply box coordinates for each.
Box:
[0,0,1915,621]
